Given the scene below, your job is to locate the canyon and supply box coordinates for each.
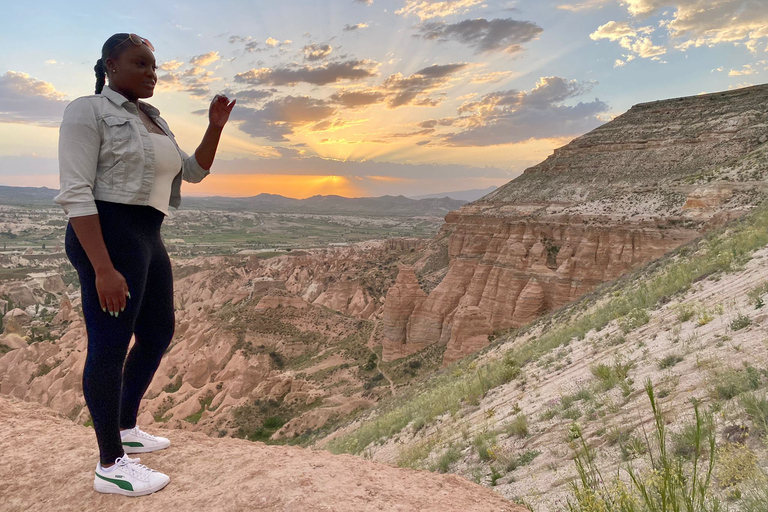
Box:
[2,83,768,460]
[381,84,768,366]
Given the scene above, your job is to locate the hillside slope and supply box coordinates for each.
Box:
[317,201,768,511]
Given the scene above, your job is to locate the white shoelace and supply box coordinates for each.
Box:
[125,426,158,441]
[115,454,154,481]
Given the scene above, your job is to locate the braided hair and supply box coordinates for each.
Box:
[94,33,132,94]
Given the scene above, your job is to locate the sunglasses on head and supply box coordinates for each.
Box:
[109,33,155,56]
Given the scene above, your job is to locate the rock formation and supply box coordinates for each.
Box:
[382,84,768,366]
[0,238,425,442]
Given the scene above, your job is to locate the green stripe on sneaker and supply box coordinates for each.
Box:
[122,441,144,447]
[95,471,134,491]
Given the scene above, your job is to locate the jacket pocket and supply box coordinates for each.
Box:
[101,115,142,193]
[102,115,137,153]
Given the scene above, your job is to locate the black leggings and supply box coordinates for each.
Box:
[65,200,174,465]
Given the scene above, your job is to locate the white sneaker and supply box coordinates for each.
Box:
[121,426,171,453]
[93,454,170,496]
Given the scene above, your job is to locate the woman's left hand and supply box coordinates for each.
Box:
[209,94,236,129]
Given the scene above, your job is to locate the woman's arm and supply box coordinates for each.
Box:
[69,215,129,316]
[193,95,236,170]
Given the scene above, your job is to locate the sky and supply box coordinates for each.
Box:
[0,0,766,199]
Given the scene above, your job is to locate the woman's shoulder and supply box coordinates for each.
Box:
[63,94,113,119]
[68,93,111,107]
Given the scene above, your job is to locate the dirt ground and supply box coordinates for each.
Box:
[0,395,524,512]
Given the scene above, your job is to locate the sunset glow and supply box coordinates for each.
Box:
[1,0,765,198]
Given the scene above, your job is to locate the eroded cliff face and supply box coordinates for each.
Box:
[383,84,768,366]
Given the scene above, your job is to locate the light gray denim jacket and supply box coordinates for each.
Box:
[54,85,209,218]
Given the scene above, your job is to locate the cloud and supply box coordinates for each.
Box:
[234,60,379,86]
[598,0,768,58]
[329,90,388,108]
[212,88,275,105]
[557,0,613,11]
[0,71,69,126]
[160,60,185,71]
[416,17,543,54]
[590,21,666,59]
[381,63,469,107]
[470,71,514,84]
[308,119,349,132]
[729,64,757,76]
[227,62,470,141]
[438,76,608,146]
[325,63,468,109]
[303,43,333,61]
[229,95,337,141]
[229,35,264,52]
[396,0,485,21]
[344,22,370,31]
[266,37,292,47]
[353,0,373,4]
[189,51,220,67]
[156,63,222,98]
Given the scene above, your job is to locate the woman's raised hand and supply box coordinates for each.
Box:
[209,94,236,129]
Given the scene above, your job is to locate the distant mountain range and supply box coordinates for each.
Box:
[182,193,467,216]
[0,186,467,217]
[410,186,498,202]
[0,186,59,206]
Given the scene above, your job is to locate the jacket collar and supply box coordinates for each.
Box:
[101,85,161,118]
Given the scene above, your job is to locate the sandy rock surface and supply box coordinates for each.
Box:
[0,395,523,512]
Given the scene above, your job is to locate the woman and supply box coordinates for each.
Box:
[54,33,235,496]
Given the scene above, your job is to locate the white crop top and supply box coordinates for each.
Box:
[148,133,182,215]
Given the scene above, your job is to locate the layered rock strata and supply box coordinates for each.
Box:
[383,84,768,366]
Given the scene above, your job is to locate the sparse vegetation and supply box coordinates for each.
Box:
[163,375,182,394]
[740,392,768,437]
[659,353,684,369]
[505,413,529,438]
[710,365,763,400]
[729,313,751,331]
[567,380,722,512]
[184,390,215,424]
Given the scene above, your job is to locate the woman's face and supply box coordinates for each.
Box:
[105,42,157,101]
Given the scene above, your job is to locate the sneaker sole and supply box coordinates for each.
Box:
[93,477,170,497]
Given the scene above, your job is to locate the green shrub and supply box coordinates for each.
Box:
[674,302,696,322]
[740,392,768,437]
[672,418,713,460]
[435,444,462,473]
[163,375,182,394]
[659,354,684,369]
[619,308,650,333]
[747,281,768,309]
[710,365,762,400]
[730,313,751,331]
[505,413,529,438]
[591,363,613,383]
